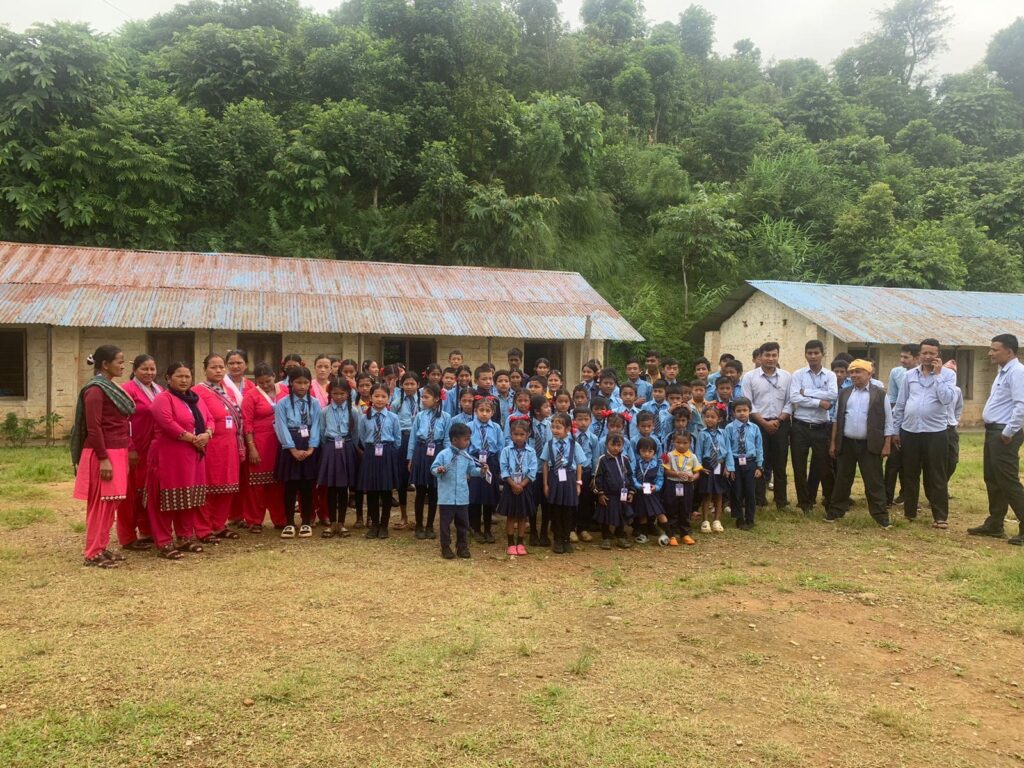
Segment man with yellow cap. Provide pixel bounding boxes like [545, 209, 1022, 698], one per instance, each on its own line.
[827, 358, 896, 527]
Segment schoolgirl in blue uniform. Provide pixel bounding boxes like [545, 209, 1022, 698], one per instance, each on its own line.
[572, 408, 596, 542]
[540, 413, 583, 554]
[467, 397, 504, 544]
[358, 383, 401, 539]
[527, 394, 552, 546]
[498, 419, 537, 556]
[451, 387, 476, 426]
[592, 433, 634, 549]
[317, 377, 359, 538]
[273, 367, 323, 539]
[695, 405, 733, 534]
[407, 383, 450, 540]
[503, 389, 532, 445]
[390, 372, 420, 530]
[632, 436, 667, 544]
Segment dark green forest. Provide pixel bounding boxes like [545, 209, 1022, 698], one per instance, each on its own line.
[2, 0, 1024, 358]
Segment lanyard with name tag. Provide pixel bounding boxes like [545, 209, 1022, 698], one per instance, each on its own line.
[374, 444, 384, 457]
[738, 456, 747, 466]
[335, 438, 345, 449]
[557, 467, 567, 482]
[675, 483, 685, 496]
[620, 488, 629, 502]
[426, 441, 435, 457]
[299, 426, 309, 438]
[642, 482, 652, 495]
[225, 416, 234, 430]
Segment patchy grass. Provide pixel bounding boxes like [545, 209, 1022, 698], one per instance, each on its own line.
[0, 434, 1021, 768]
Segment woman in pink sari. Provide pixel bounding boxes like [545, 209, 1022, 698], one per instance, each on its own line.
[71, 345, 135, 568]
[310, 354, 333, 523]
[224, 349, 251, 528]
[118, 354, 162, 550]
[195, 353, 244, 543]
[242, 362, 284, 531]
[147, 362, 213, 559]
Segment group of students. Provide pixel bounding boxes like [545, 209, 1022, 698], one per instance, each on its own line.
[70, 341, 941, 567]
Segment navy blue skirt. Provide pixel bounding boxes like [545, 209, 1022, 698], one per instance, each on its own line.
[698, 470, 730, 496]
[593, 497, 631, 527]
[497, 482, 534, 519]
[275, 428, 319, 483]
[317, 438, 357, 488]
[359, 442, 399, 492]
[409, 439, 439, 488]
[469, 453, 501, 505]
[632, 489, 665, 520]
[547, 472, 579, 507]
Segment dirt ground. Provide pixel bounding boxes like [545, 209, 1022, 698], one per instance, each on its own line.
[1, 436, 1022, 767]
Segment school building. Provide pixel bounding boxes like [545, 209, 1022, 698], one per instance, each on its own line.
[687, 280, 1024, 427]
[0, 242, 643, 435]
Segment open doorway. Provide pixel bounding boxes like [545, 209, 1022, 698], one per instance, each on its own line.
[523, 342, 563, 377]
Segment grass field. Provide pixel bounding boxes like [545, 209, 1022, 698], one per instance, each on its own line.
[1, 434, 1023, 767]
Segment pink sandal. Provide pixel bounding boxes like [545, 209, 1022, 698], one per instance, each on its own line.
[515, 544, 528, 556]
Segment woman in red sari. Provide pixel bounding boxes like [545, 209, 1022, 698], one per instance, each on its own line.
[242, 362, 284, 532]
[147, 362, 213, 559]
[117, 354, 162, 551]
[195, 353, 244, 543]
[71, 345, 136, 568]
[224, 349, 250, 529]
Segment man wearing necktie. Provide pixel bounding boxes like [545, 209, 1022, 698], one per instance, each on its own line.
[969, 334, 1024, 545]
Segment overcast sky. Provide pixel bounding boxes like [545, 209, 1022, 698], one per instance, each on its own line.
[1, 0, 1016, 76]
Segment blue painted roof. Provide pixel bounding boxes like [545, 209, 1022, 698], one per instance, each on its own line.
[690, 280, 1024, 346]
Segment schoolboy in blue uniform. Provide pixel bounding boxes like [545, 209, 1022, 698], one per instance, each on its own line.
[431, 423, 484, 559]
[624, 358, 653, 405]
[572, 408, 597, 543]
[725, 397, 764, 530]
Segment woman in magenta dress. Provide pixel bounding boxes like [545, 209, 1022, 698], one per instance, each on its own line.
[147, 362, 214, 559]
[118, 354, 162, 550]
[224, 348, 251, 528]
[195, 353, 244, 543]
[242, 362, 284, 532]
[70, 345, 136, 568]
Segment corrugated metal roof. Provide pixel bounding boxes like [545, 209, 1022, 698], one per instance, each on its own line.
[0, 242, 643, 341]
[687, 280, 1024, 346]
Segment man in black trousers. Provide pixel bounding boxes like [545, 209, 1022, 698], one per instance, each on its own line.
[827, 359, 894, 527]
[969, 334, 1024, 545]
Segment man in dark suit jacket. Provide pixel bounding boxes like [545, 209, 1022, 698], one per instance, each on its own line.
[828, 359, 895, 527]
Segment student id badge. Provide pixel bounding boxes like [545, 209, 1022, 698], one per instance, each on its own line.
[225, 417, 234, 430]
[738, 456, 747, 467]
[643, 482, 652, 495]
[713, 463, 722, 475]
[299, 426, 309, 438]
[675, 483, 685, 497]
[334, 438, 344, 450]
[557, 468, 567, 482]
[479, 452, 488, 464]
[426, 442, 436, 457]
[374, 444, 384, 457]
[620, 488, 629, 502]
[514, 474, 523, 484]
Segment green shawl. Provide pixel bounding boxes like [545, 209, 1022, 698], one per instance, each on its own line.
[70, 375, 136, 469]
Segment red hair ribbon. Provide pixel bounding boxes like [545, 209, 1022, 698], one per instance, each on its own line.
[509, 414, 530, 422]
[595, 409, 614, 419]
[621, 412, 633, 422]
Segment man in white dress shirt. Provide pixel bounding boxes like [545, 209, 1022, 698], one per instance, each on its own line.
[789, 340, 838, 515]
[893, 338, 957, 528]
[742, 341, 792, 509]
[968, 334, 1024, 545]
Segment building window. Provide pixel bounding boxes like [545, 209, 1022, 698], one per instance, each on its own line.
[147, 331, 195, 376]
[380, 338, 436, 377]
[524, 342, 564, 376]
[955, 349, 974, 400]
[0, 329, 27, 398]
[236, 333, 283, 373]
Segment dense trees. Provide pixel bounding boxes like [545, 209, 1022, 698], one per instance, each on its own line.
[1, 1, 1022, 362]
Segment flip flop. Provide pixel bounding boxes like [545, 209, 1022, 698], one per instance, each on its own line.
[392, 521, 409, 530]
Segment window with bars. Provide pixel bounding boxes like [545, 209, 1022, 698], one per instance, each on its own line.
[0, 329, 27, 398]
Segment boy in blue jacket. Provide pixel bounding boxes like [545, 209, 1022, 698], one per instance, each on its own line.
[431, 423, 485, 559]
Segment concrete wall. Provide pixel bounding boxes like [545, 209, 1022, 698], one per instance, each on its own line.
[3, 326, 610, 436]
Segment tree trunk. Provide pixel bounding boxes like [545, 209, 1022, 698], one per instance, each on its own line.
[372, 185, 379, 209]
[682, 252, 689, 316]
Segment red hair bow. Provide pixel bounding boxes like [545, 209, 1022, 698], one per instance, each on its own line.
[509, 414, 530, 422]
[595, 409, 614, 419]
[621, 412, 633, 422]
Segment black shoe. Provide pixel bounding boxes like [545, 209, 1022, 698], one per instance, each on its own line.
[552, 540, 564, 554]
[441, 545, 455, 559]
[457, 545, 471, 558]
[800, 505, 813, 517]
[967, 524, 1005, 538]
[484, 533, 496, 544]
[378, 527, 390, 539]
[563, 540, 574, 553]
[426, 527, 437, 540]
[734, 517, 744, 528]
[1008, 535, 1023, 546]
[539, 534, 551, 547]
[415, 527, 427, 540]
[876, 518, 892, 528]
[474, 531, 487, 544]
[364, 526, 379, 539]
[893, 495, 904, 505]
[905, 513, 917, 521]
[528, 533, 540, 546]
[600, 539, 612, 550]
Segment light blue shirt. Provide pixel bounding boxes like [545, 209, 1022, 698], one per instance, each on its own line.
[626, 378, 653, 403]
[631, 431, 664, 457]
[407, 408, 452, 459]
[574, 431, 596, 472]
[982, 357, 1024, 437]
[887, 366, 907, 405]
[540, 436, 581, 470]
[789, 366, 838, 425]
[695, 427, 732, 472]
[431, 447, 483, 505]
[390, 390, 419, 432]
[274, 394, 322, 449]
[499, 444, 538, 482]
[632, 457, 664, 492]
[640, 399, 670, 417]
[530, 417, 552, 456]
[321, 402, 357, 441]
[724, 420, 764, 471]
[451, 411, 475, 427]
[503, 411, 532, 445]
[469, 419, 504, 456]
[893, 366, 957, 434]
[358, 407, 402, 447]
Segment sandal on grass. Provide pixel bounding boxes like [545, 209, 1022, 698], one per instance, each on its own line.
[84, 554, 118, 568]
[199, 535, 220, 545]
[157, 544, 184, 560]
[339, 527, 351, 538]
[322, 526, 336, 539]
[932, 520, 949, 529]
[214, 529, 240, 539]
[123, 540, 152, 551]
[392, 520, 409, 530]
[250, 524, 263, 534]
[176, 540, 204, 553]
[101, 550, 127, 562]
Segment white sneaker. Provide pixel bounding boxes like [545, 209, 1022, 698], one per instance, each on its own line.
[700, 520, 712, 534]
[724, 505, 732, 515]
[711, 519, 724, 533]
[768, 481, 775, 490]
[658, 534, 670, 547]
[280, 525, 296, 539]
[634, 533, 648, 544]
[569, 531, 579, 543]
[298, 524, 313, 538]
